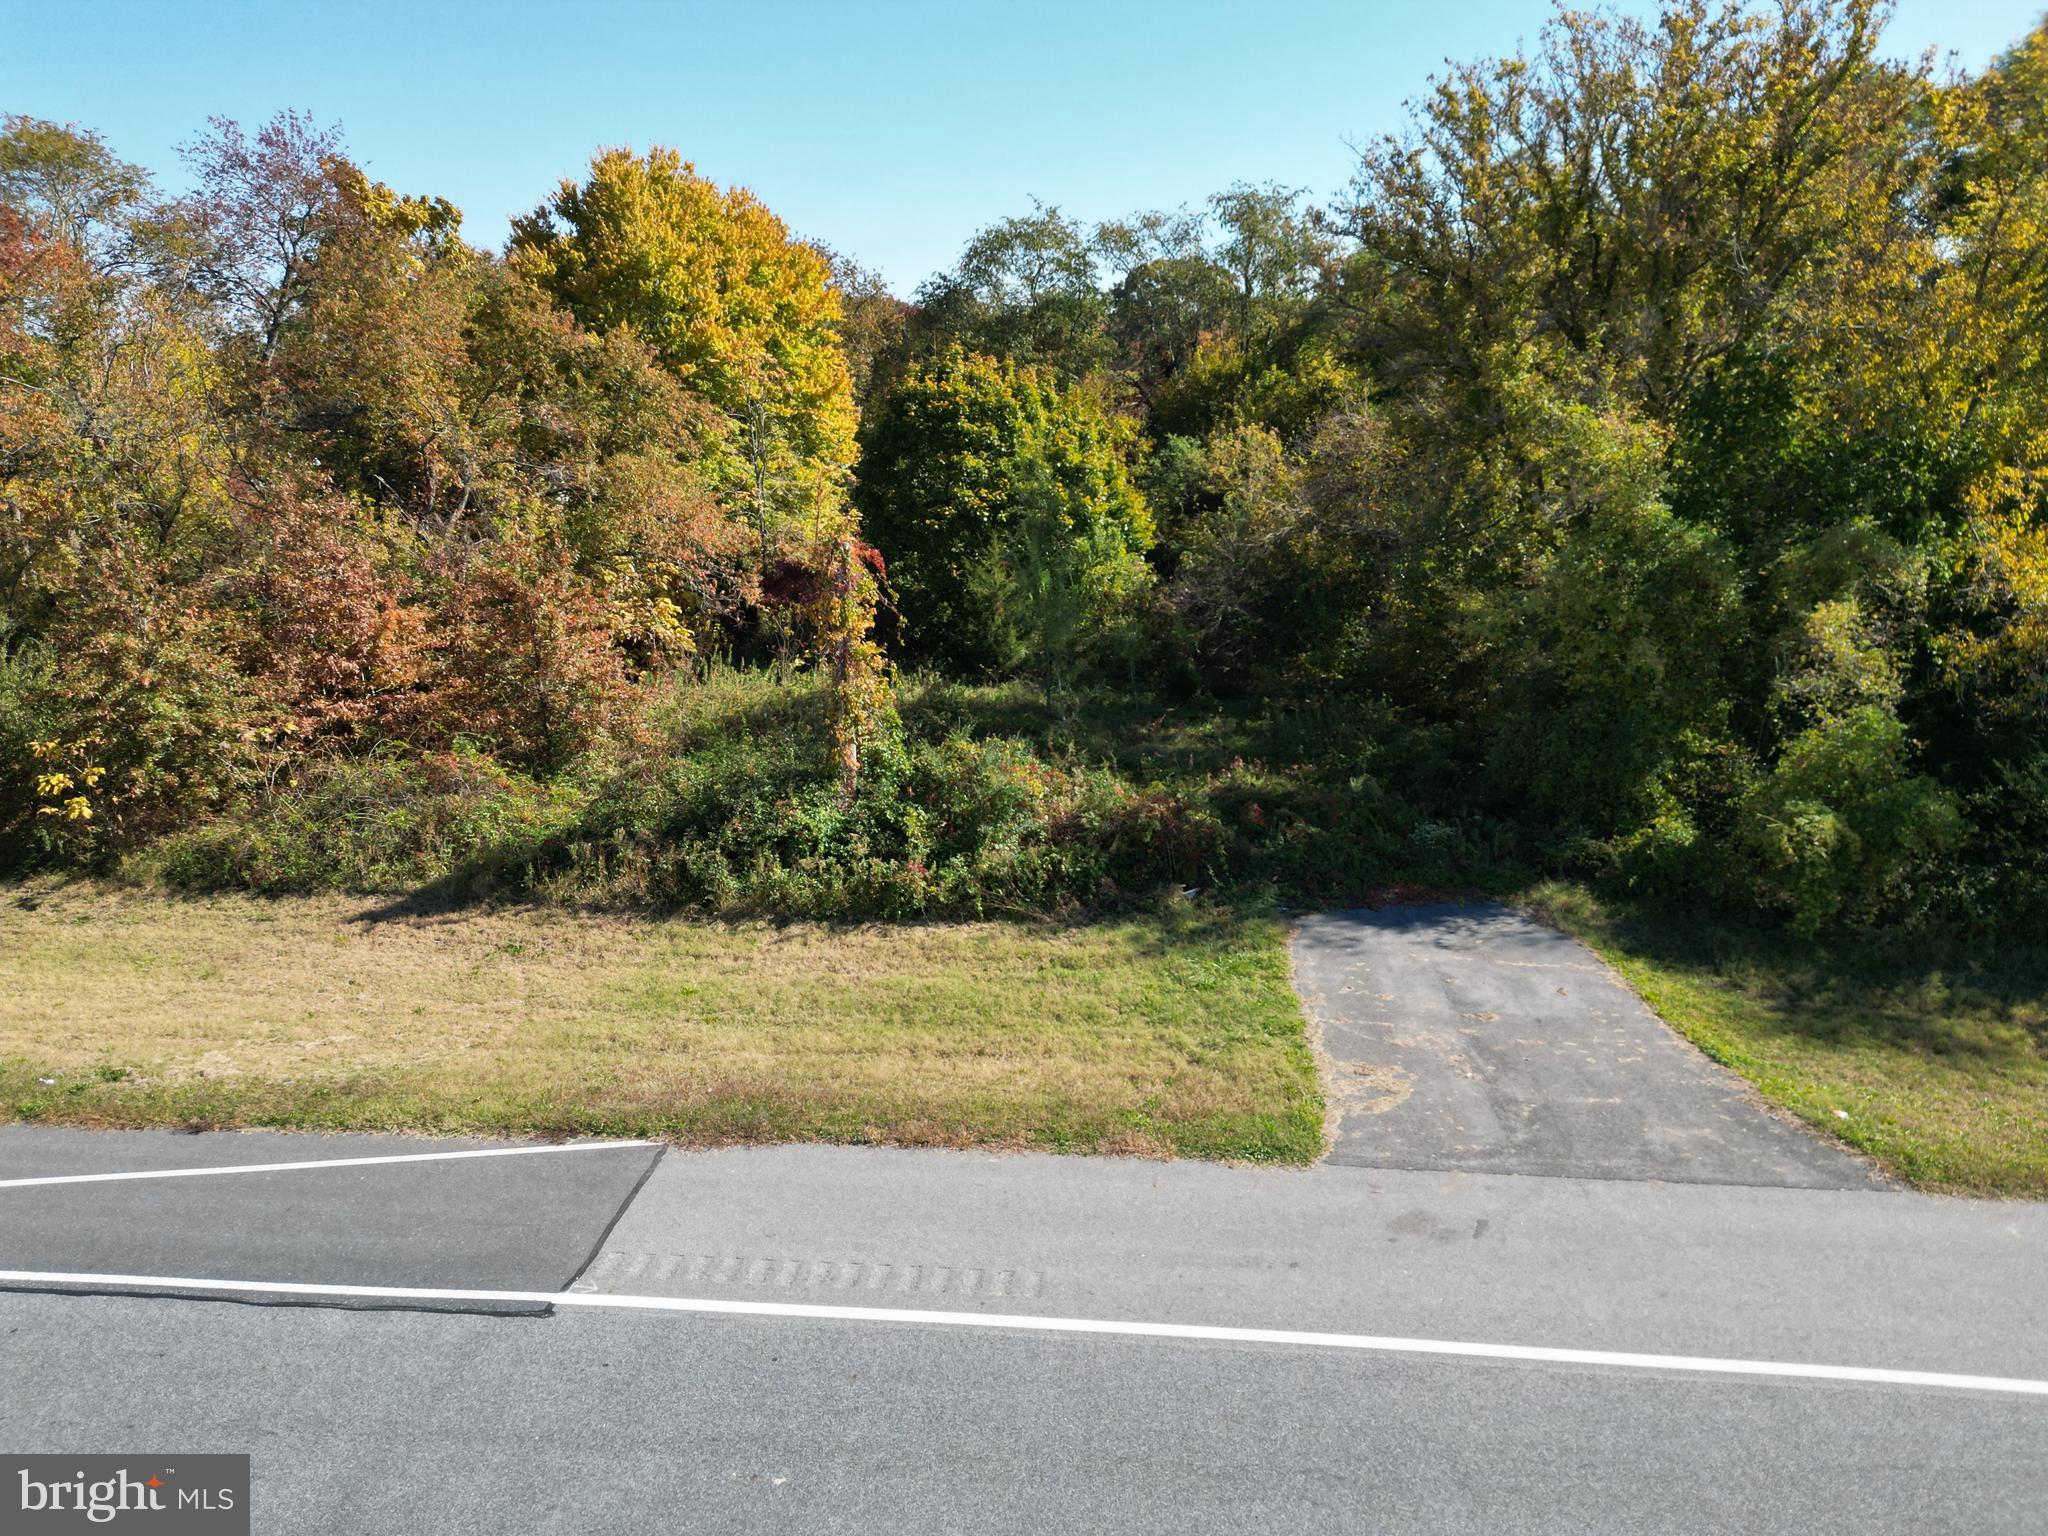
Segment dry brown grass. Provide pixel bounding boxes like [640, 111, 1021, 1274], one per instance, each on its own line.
[0, 882, 1322, 1161]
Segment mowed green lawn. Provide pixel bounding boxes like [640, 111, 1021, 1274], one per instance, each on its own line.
[1534, 884, 2048, 1199]
[0, 884, 1323, 1163]
[6, 879, 2037, 1193]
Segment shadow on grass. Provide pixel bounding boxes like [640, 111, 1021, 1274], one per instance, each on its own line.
[1557, 891, 2048, 1066]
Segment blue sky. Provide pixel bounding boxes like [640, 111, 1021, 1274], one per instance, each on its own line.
[4, 1, 2043, 292]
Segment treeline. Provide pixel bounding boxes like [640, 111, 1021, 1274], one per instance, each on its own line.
[4, 0, 2046, 934]
[850, 0, 2048, 935]
[0, 118, 889, 872]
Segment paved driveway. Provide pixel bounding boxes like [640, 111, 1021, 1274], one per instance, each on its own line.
[1292, 902, 1880, 1187]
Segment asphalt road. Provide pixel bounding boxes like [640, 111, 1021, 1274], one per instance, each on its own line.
[10, 1287, 2038, 1535]
[2, 903, 2040, 1533]
[3, 1132, 2043, 1532]
[0, 1126, 661, 1313]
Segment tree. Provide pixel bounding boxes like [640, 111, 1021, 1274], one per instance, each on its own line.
[912, 204, 1110, 382]
[1339, 0, 1913, 422]
[1321, 2, 1938, 710]
[982, 456, 1095, 706]
[180, 112, 348, 362]
[1933, 19, 2048, 743]
[857, 348, 1151, 675]
[1208, 183, 1331, 355]
[0, 115, 152, 272]
[820, 248, 909, 416]
[1166, 422, 1301, 685]
[1473, 405, 1743, 838]
[509, 147, 857, 539]
[1099, 207, 1236, 407]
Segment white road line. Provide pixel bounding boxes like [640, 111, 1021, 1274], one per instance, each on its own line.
[0, 1269, 2042, 1398]
[0, 1142, 653, 1189]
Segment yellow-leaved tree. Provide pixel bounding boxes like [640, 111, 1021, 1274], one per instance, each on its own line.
[510, 147, 857, 536]
[1933, 21, 2048, 726]
[509, 146, 886, 793]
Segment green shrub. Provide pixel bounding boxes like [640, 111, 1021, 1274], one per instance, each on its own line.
[1477, 411, 1742, 840]
[0, 639, 60, 872]
[856, 348, 1152, 677]
[1, 583, 258, 870]
[531, 673, 1220, 917]
[1731, 705, 1963, 935]
[148, 746, 587, 894]
[1960, 754, 2048, 938]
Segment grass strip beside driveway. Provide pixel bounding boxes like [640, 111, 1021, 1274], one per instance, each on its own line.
[1532, 884, 2048, 1198]
[0, 885, 1322, 1163]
